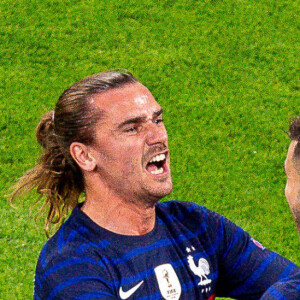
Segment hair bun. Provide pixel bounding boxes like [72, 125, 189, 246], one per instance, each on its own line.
[36, 110, 55, 148]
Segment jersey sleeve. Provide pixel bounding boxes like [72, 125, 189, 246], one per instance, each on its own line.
[205, 208, 300, 299]
[34, 252, 117, 300]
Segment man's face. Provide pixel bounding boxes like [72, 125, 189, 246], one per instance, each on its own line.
[89, 83, 173, 205]
[284, 140, 300, 207]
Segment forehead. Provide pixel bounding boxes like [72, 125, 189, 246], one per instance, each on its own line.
[90, 83, 161, 121]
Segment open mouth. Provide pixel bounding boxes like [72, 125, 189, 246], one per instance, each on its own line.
[145, 153, 168, 175]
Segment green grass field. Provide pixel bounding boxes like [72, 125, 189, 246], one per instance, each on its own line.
[1, 0, 299, 298]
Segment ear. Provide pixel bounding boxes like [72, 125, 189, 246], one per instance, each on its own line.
[70, 142, 96, 172]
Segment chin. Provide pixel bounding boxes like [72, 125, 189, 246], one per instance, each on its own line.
[150, 182, 173, 200]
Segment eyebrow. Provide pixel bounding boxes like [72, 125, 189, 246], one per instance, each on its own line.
[117, 108, 163, 129]
[153, 108, 163, 118]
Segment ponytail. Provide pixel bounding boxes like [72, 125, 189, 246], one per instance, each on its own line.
[11, 111, 83, 236]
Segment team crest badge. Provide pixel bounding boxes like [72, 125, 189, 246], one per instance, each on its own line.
[187, 254, 212, 293]
[154, 263, 182, 300]
[187, 255, 212, 286]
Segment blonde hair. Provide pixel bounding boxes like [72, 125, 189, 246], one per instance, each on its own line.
[11, 70, 138, 235]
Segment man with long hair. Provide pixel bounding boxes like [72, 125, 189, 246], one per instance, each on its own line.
[12, 71, 300, 299]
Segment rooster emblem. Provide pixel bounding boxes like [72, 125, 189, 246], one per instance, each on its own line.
[187, 255, 212, 286]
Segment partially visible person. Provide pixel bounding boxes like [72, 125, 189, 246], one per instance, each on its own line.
[286, 118, 300, 235]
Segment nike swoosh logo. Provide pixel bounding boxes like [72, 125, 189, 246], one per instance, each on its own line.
[119, 280, 144, 299]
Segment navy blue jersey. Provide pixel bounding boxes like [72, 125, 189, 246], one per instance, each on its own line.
[34, 201, 300, 299]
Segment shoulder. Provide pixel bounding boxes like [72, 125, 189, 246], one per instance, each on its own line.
[35, 205, 112, 283]
[157, 200, 247, 242]
[157, 199, 205, 212]
[157, 200, 220, 221]
[34, 209, 113, 298]
[35, 240, 114, 299]
[37, 212, 89, 268]
[157, 200, 226, 232]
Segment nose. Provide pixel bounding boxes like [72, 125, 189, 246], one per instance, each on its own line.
[146, 122, 168, 146]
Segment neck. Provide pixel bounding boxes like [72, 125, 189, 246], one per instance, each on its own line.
[82, 181, 157, 236]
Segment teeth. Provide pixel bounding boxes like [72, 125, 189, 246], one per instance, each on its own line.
[150, 153, 166, 163]
[151, 167, 164, 175]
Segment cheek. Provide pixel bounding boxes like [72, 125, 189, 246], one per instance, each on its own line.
[119, 151, 143, 177]
[102, 137, 144, 174]
[121, 157, 136, 172]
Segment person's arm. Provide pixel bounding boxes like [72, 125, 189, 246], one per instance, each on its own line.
[205, 208, 300, 299]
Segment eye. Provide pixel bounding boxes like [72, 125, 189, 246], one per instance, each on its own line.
[154, 118, 163, 125]
[124, 124, 141, 133]
[125, 126, 137, 133]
